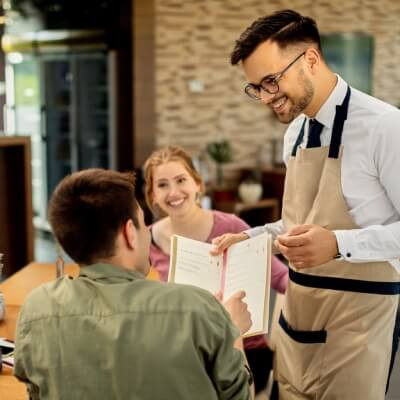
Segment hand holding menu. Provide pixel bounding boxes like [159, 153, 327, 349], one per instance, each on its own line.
[169, 233, 271, 337]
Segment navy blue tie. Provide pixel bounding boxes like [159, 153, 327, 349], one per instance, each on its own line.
[306, 119, 324, 148]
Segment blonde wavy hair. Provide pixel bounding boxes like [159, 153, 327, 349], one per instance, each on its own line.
[143, 146, 205, 215]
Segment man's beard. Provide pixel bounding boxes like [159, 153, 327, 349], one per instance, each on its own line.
[275, 70, 314, 124]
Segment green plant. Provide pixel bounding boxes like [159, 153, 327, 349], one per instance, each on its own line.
[206, 140, 233, 187]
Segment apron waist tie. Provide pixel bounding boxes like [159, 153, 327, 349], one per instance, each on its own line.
[279, 311, 327, 343]
[289, 268, 400, 295]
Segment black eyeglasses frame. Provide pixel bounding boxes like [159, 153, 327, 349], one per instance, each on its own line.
[244, 51, 306, 100]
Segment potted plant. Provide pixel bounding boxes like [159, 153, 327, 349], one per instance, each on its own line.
[206, 140, 233, 188]
[238, 165, 263, 204]
[206, 140, 235, 206]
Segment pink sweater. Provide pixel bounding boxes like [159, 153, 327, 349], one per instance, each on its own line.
[149, 210, 288, 349]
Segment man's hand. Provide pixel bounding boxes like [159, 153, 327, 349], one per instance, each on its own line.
[223, 291, 252, 335]
[275, 224, 338, 268]
[210, 232, 249, 256]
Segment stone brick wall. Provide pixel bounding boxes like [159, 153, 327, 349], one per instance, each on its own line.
[154, 0, 400, 179]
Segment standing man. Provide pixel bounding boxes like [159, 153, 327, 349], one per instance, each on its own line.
[14, 169, 254, 400]
[212, 9, 400, 400]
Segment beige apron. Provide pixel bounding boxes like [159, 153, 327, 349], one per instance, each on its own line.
[276, 87, 399, 399]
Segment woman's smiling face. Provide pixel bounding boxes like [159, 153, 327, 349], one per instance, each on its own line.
[152, 161, 201, 217]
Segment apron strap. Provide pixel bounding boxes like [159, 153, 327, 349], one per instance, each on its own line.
[289, 268, 400, 295]
[290, 85, 352, 158]
[291, 118, 306, 157]
[328, 85, 351, 159]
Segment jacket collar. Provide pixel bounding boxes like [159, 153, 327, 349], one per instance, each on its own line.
[78, 263, 145, 282]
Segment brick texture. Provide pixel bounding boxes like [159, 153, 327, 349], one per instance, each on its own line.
[154, 0, 400, 180]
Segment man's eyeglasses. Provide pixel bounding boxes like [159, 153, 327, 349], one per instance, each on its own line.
[244, 51, 306, 100]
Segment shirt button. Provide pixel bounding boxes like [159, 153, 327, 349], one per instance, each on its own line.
[346, 252, 352, 258]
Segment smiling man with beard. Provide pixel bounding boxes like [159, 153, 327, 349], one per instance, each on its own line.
[211, 9, 400, 400]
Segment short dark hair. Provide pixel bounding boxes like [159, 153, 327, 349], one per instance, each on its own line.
[231, 9, 321, 65]
[48, 168, 139, 265]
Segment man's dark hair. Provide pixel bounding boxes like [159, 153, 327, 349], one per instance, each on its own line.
[48, 168, 139, 265]
[231, 9, 321, 65]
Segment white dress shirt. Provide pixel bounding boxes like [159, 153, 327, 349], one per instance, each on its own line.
[248, 75, 400, 272]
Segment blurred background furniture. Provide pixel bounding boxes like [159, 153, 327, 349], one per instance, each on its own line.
[2, 0, 135, 232]
[240, 167, 286, 215]
[210, 167, 285, 227]
[235, 198, 280, 228]
[0, 136, 33, 278]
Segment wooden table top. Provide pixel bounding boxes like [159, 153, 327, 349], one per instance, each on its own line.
[0, 262, 159, 399]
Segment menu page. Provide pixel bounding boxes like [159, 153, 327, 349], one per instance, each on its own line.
[169, 236, 223, 295]
[224, 233, 271, 336]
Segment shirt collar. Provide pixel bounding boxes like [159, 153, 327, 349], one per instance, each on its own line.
[314, 74, 348, 129]
[78, 263, 145, 282]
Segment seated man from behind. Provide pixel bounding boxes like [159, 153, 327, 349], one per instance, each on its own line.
[14, 169, 254, 400]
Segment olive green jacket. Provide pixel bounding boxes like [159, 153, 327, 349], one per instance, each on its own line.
[14, 263, 250, 399]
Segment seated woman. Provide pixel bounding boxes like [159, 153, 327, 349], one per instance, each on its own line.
[143, 145, 288, 394]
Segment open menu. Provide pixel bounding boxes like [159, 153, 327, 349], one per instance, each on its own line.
[168, 233, 271, 337]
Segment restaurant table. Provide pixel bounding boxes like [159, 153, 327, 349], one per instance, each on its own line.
[0, 262, 159, 399]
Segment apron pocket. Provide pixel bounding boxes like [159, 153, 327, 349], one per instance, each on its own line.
[279, 311, 327, 343]
[277, 312, 326, 395]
